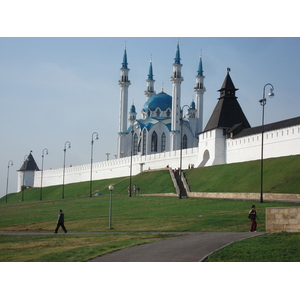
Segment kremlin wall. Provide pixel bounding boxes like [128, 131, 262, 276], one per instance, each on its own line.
[17, 44, 300, 193]
[17, 117, 300, 192]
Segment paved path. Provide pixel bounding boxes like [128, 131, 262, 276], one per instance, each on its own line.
[88, 232, 265, 262]
[0, 231, 265, 262]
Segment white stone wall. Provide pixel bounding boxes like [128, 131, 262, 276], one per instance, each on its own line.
[227, 124, 300, 164]
[198, 129, 226, 167]
[17, 123, 300, 192]
[17, 171, 35, 191]
[19, 147, 199, 191]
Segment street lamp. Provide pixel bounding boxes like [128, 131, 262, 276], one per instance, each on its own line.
[22, 153, 31, 202]
[259, 83, 275, 203]
[108, 185, 114, 229]
[90, 132, 99, 197]
[62, 141, 71, 199]
[129, 127, 134, 197]
[179, 105, 190, 199]
[40, 148, 48, 200]
[105, 152, 110, 161]
[128, 123, 139, 197]
[5, 160, 13, 202]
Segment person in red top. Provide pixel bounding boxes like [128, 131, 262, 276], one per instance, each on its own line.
[248, 205, 258, 232]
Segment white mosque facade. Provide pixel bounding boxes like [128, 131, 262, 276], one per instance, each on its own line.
[17, 44, 300, 193]
[117, 43, 204, 159]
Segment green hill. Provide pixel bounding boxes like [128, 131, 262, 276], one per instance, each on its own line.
[2, 155, 300, 203]
[2, 169, 175, 203]
[184, 155, 300, 194]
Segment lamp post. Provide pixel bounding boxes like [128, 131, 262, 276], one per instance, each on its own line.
[179, 105, 190, 199]
[129, 127, 134, 197]
[90, 132, 99, 197]
[62, 141, 71, 199]
[108, 185, 114, 229]
[22, 153, 31, 202]
[5, 160, 13, 202]
[40, 148, 48, 200]
[105, 152, 110, 161]
[259, 83, 275, 203]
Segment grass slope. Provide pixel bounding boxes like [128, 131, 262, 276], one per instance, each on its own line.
[2, 169, 175, 203]
[2, 155, 300, 204]
[184, 155, 300, 194]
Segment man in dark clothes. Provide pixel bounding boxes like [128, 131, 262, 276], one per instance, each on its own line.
[54, 209, 67, 233]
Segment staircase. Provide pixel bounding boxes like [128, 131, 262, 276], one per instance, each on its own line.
[169, 168, 188, 197]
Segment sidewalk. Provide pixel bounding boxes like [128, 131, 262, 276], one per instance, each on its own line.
[87, 231, 265, 262]
[0, 231, 264, 262]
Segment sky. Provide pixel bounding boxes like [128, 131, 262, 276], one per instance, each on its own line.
[1, 1, 300, 297]
[1, 36, 300, 198]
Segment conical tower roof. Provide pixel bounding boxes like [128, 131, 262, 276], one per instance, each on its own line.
[218, 69, 238, 92]
[204, 69, 250, 132]
[18, 152, 40, 171]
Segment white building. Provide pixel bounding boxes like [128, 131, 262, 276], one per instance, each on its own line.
[17, 44, 300, 193]
[117, 43, 205, 158]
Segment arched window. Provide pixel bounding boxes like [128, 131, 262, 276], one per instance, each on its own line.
[142, 129, 147, 155]
[161, 132, 166, 152]
[133, 133, 138, 155]
[183, 134, 188, 149]
[166, 109, 171, 117]
[156, 108, 161, 117]
[151, 131, 157, 152]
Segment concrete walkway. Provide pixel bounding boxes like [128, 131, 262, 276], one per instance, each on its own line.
[87, 231, 265, 262]
[0, 231, 265, 262]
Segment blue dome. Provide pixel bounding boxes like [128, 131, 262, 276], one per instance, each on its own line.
[143, 92, 172, 112]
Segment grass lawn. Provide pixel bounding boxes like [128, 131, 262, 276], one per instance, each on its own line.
[1, 155, 300, 262]
[206, 232, 300, 262]
[1, 195, 297, 233]
[1, 194, 300, 261]
[0, 233, 178, 262]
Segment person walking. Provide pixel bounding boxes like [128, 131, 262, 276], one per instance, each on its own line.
[248, 205, 258, 232]
[54, 209, 67, 233]
[127, 186, 130, 196]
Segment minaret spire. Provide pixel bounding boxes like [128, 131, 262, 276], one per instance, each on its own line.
[122, 45, 128, 69]
[174, 41, 181, 65]
[144, 56, 156, 100]
[118, 45, 131, 158]
[170, 41, 184, 151]
[148, 56, 153, 80]
[197, 51, 204, 76]
[194, 51, 206, 134]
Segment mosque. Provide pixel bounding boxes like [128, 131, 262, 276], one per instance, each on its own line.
[117, 43, 205, 158]
[17, 43, 300, 193]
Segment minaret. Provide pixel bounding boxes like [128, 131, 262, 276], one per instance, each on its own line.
[194, 53, 206, 134]
[170, 42, 184, 151]
[117, 46, 131, 158]
[144, 58, 156, 100]
[128, 102, 137, 126]
[188, 100, 197, 143]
